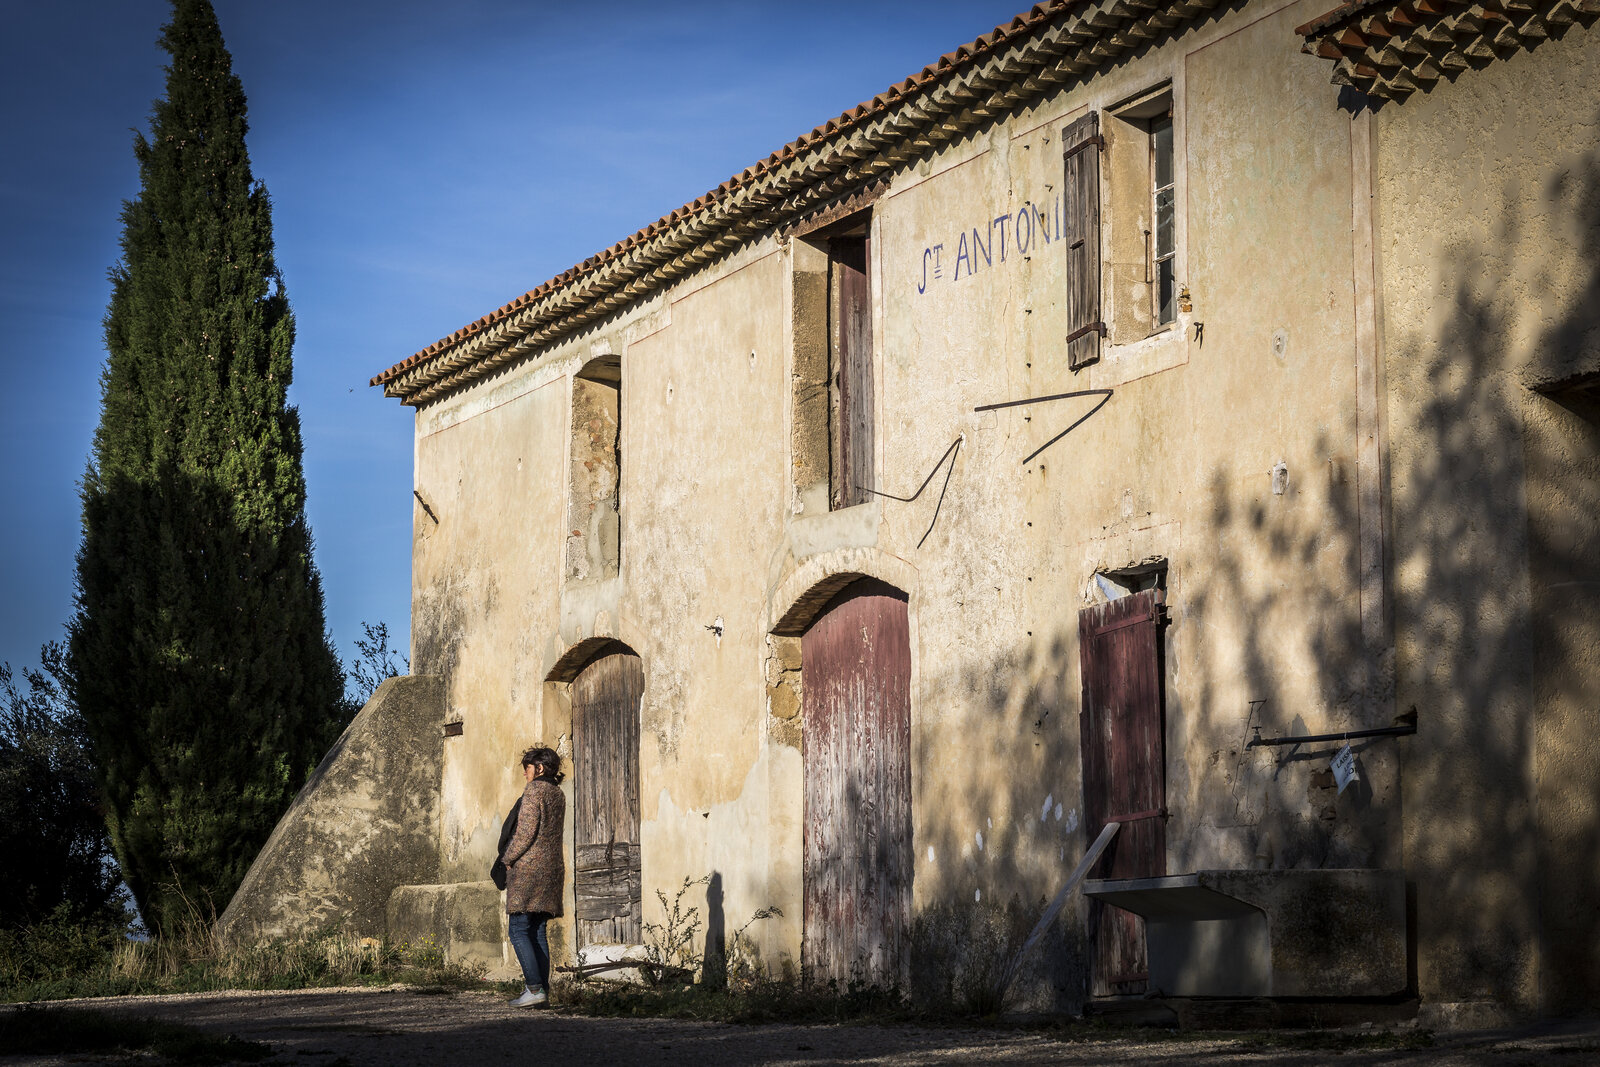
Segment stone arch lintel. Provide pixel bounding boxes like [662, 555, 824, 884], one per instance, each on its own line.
[767, 547, 918, 637]
[545, 636, 639, 684]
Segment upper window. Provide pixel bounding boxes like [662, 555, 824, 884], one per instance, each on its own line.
[564, 356, 621, 583]
[790, 210, 875, 513]
[1150, 110, 1176, 327]
[827, 227, 874, 510]
[1063, 85, 1178, 369]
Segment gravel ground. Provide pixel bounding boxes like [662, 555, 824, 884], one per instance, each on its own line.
[3, 987, 1597, 1066]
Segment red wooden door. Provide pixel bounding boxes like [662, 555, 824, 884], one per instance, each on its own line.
[1078, 590, 1166, 995]
[801, 578, 912, 987]
[572, 650, 643, 947]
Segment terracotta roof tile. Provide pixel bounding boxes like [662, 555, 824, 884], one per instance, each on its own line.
[1296, 0, 1594, 98]
[372, 2, 1087, 392]
[376, 0, 1230, 403]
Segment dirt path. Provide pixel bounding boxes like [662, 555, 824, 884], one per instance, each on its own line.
[5, 988, 1597, 1066]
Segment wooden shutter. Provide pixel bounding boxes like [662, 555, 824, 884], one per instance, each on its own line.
[829, 234, 874, 509]
[1063, 111, 1104, 370]
[1078, 589, 1166, 994]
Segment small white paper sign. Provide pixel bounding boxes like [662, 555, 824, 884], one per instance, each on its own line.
[1331, 744, 1359, 794]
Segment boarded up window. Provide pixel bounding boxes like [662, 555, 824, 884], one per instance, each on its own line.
[565, 358, 621, 583]
[801, 578, 911, 986]
[1063, 111, 1104, 370]
[572, 649, 643, 947]
[1078, 589, 1166, 995]
[829, 233, 874, 509]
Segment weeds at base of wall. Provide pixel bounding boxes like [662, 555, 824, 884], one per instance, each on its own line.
[640, 875, 709, 985]
[909, 894, 1087, 1015]
[636, 875, 787, 991]
[572, 878, 1072, 1022]
[554, 974, 917, 1025]
[0, 912, 489, 1003]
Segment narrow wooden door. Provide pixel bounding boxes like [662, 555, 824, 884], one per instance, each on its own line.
[1078, 590, 1166, 995]
[572, 650, 643, 946]
[829, 234, 874, 509]
[801, 579, 912, 987]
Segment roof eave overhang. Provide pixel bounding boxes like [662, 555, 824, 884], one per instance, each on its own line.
[1295, 0, 1597, 102]
[374, 0, 1232, 408]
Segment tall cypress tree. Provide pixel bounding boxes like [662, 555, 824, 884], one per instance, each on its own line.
[71, 0, 347, 932]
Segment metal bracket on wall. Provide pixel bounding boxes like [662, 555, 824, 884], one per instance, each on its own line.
[855, 435, 963, 549]
[975, 388, 1114, 464]
[1246, 708, 1418, 748]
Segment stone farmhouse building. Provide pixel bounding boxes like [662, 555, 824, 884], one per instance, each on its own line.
[221, 0, 1600, 1023]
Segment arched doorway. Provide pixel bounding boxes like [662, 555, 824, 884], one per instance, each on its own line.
[799, 577, 912, 986]
[563, 643, 643, 948]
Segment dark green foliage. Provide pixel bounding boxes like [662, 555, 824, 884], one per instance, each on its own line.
[0, 911, 127, 996]
[0, 644, 123, 930]
[70, 0, 347, 933]
[0, 1006, 271, 1064]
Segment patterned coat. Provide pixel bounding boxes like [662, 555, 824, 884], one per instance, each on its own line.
[502, 776, 566, 915]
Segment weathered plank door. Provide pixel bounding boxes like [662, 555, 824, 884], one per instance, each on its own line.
[801, 578, 912, 986]
[1078, 590, 1166, 995]
[572, 649, 643, 946]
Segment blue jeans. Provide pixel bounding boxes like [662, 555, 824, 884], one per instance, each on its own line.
[508, 911, 552, 990]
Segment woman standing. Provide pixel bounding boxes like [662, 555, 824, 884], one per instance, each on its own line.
[500, 745, 566, 1007]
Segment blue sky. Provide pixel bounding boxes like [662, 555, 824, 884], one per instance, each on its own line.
[0, 0, 1024, 683]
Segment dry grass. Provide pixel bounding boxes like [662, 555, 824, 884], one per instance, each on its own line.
[1, 914, 486, 1003]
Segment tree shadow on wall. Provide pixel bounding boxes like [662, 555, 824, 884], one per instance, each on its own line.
[1371, 129, 1600, 1013]
[911, 630, 1088, 1014]
[909, 121, 1600, 1016]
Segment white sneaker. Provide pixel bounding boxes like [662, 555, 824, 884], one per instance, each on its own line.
[509, 987, 548, 1008]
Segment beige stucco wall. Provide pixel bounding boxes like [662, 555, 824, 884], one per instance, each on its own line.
[1374, 23, 1600, 1016]
[396, 0, 1593, 1013]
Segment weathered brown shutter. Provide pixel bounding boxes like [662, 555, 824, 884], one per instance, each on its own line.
[1078, 589, 1166, 995]
[572, 650, 643, 946]
[1063, 111, 1104, 370]
[830, 234, 874, 509]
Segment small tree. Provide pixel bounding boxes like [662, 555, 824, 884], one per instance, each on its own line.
[0, 644, 123, 930]
[345, 621, 409, 710]
[70, 0, 347, 931]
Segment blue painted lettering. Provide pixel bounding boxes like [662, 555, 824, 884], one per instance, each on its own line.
[909, 193, 1059, 292]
